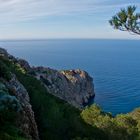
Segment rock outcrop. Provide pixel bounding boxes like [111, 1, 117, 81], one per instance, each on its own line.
[0, 47, 95, 109]
[18, 59, 31, 71]
[0, 48, 39, 140]
[34, 67, 95, 108]
[1, 75, 39, 140]
[0, 49, 95, 108]
[6, 75, 39, 140]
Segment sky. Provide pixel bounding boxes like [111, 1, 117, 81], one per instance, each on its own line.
[0, 0, 140, 40]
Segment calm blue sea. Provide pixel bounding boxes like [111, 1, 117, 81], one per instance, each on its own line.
[1, 39, 140, 115]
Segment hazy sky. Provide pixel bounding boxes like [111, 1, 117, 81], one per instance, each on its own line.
[0, 0, 140, 39]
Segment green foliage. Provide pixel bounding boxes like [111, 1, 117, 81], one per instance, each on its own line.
[0, 82, 9, 95]
[0, 81, 26, 140]
[81, 104, 140, 140]
[15, 63, 26, 74]
[0, 82, 22, 114]
[0, 124, 28, 140]
[0, 132, 27, 140]
[0, 95, 22, 112]
[129, 108, 140, 134]
[109, 5, 140, 35]
[0, 59, 11, 80]
[72, 137, 92, 140]
[2, 55, 140, 140]
[0, 57, 105, 140]
[14, 70, 106, 140]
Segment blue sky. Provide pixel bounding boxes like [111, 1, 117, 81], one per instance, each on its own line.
[0, 0, 140, 39]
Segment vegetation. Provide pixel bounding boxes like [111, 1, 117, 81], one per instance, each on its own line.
[0, 56, 106, 140]
[0, 82, 26, 140]
[109, 6, 140, 35]
[1, 55, 140, 140]
[81, 104, 140, 140]
[0, 58, 12, 80]
[11, 61, 106, 140]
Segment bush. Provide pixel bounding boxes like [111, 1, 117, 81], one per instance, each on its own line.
[81, 104, 140, 140]
[0, 95, 22, 112]
[0, 81, 26, 140]
[0, 60, 11, 80]
[0, 82, 22, 113]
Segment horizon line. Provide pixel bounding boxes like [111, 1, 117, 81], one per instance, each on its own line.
[0, 38, 140, 41]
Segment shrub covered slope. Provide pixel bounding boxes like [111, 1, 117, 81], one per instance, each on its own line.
[1, 55, 140, 140]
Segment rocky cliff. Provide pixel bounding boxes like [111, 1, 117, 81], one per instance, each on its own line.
[0, 48, 95, 109]
[34, 67, 95, 108]
[5, 75, 39, 140]
[0, 48, 39, 140]
[0, 47, 95, 138]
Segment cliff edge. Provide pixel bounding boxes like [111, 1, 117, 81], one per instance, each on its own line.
[34, 67, 95, 108]
[0, 48, 95, 109]
[0, 48, 39, 140]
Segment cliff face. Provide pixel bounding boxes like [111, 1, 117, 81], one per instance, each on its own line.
[0, 47, 95, 138]
[34, 67, 95, 108]
[5, 75, 39, 140]
[0, 48, 39, 140]
[0, 47, 95, 109]
[0, 76, 39, 140]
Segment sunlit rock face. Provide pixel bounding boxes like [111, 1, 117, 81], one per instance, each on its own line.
[34, 67, 95, 109]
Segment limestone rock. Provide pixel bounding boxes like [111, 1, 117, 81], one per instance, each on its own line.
[34, 67, 95, 109]
[0, 47, 95, 109]
[5, 75, 39, 140]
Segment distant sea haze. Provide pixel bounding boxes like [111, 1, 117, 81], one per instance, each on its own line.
[1, 39, 140, 115]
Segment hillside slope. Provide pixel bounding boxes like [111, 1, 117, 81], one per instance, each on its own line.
[1, 48, 140, 140]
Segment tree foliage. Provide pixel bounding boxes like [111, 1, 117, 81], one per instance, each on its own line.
[0, 82, 26, 140]
[109, 6, 140, 35]
[0, 59, 11, 80]
[81, 104, 140, 140]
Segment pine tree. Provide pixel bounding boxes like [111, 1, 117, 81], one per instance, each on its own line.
[109, 6, 140, 35]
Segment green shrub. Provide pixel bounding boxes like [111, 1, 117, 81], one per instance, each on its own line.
[0, 95, 22, 112]
[81, 104, 140, 140]
[0, 81, 25, 140]
[0, 60, 11, 80]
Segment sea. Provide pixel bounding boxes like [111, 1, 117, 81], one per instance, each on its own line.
[1, 39, 140, 115]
